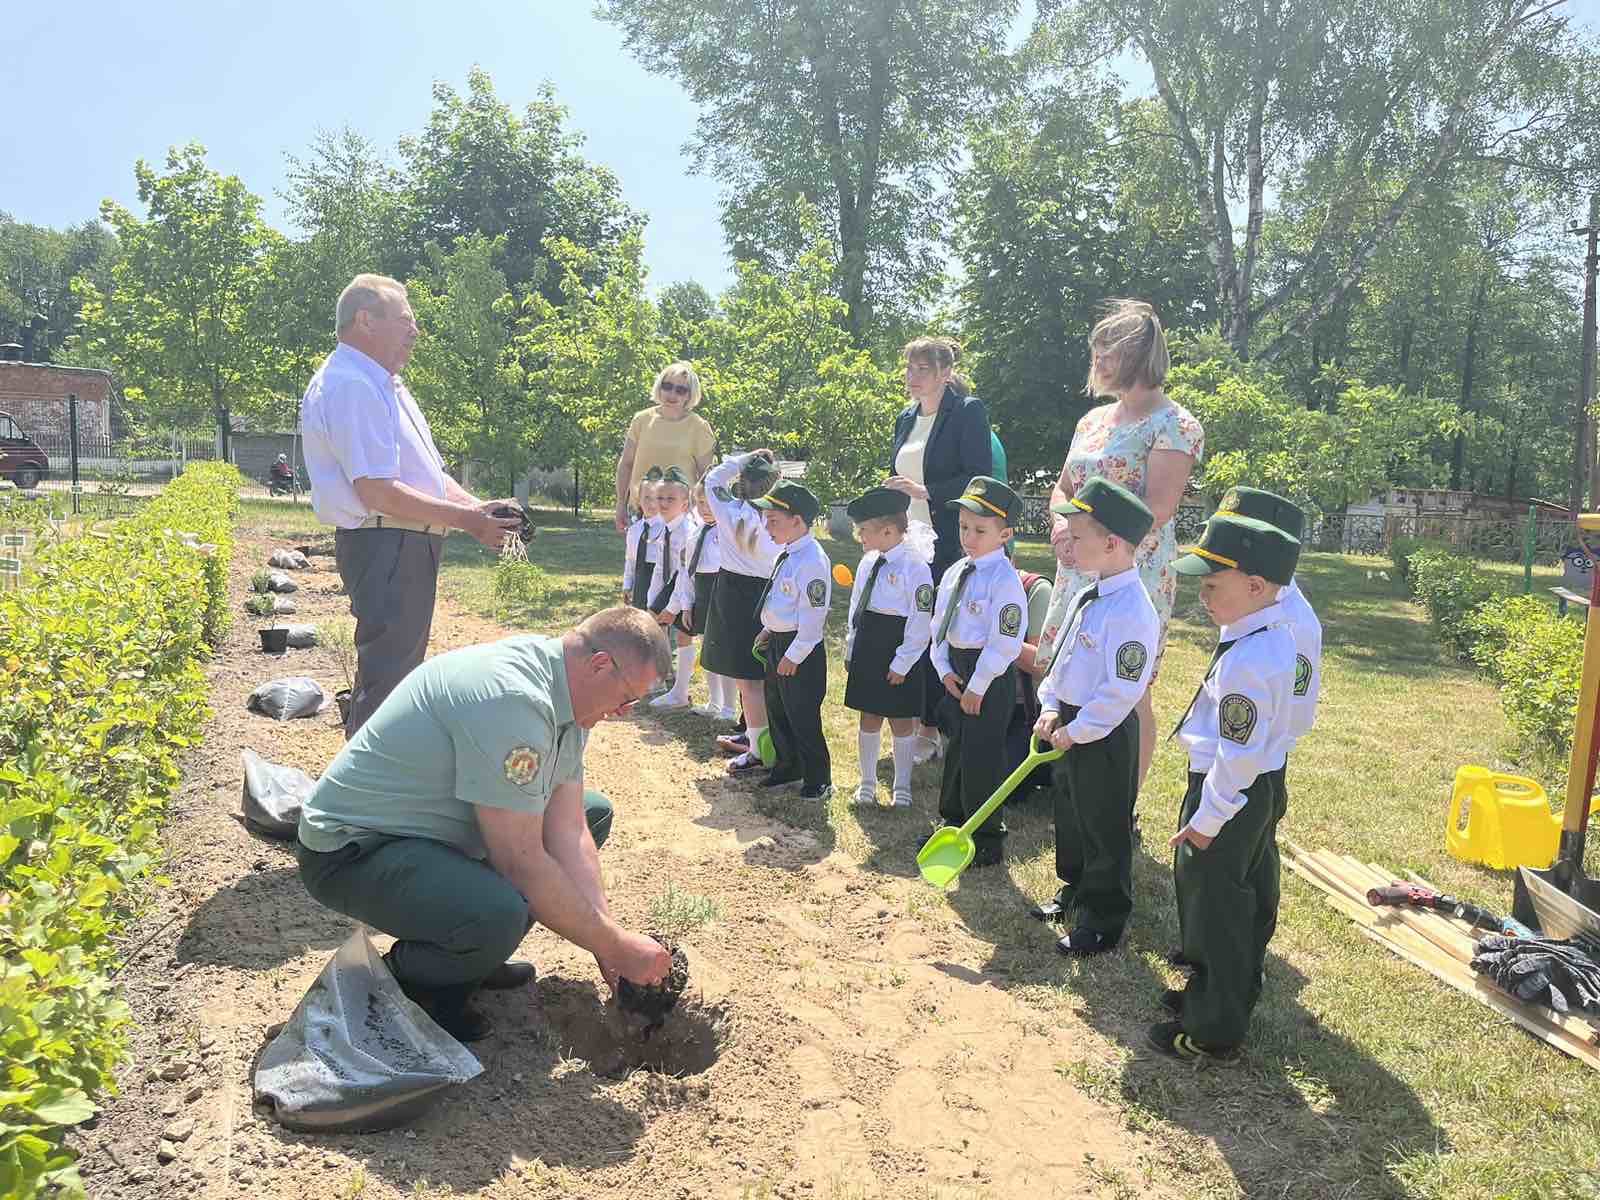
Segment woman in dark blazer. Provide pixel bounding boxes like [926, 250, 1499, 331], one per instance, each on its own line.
[885, 335, 993, 758]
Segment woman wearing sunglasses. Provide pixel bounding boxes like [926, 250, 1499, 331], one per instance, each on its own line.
[613, 362, 718, 533]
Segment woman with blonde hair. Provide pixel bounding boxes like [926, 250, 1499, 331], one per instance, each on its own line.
[1034, 300, 1204, 793]
[613, 362, 718, 533]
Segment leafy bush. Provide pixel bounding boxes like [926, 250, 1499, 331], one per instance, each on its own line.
[1389, 535, 1449, 589]
[1468, 595, 1584, 756]
[0, 461, 241, 1198]
[1405, 546, 1496, 659]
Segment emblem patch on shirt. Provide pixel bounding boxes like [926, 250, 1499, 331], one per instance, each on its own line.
[807, 578, 826, 606]
[713, 486, 733, 502]
[1115, 641, 1148, 681]
[915, 583, 934, 613]
[998, 603, 1022, 637]
[504, 746, 541, 786]
[1294, 654, 1312, 696]
[780, 579, 795, 596]
[1219, 694, 1258, 745]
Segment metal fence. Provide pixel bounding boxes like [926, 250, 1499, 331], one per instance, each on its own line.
[1014, 498, 1579, 565]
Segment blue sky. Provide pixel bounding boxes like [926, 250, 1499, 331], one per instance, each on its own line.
[5, 1, 1597, 297]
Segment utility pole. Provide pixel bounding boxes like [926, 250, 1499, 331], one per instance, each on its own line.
[1574, 194, 1599, 511]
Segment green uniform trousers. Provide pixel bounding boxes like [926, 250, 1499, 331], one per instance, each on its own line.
[762, 629, 831, 790]
[1173, 769, 1279, 1048]
[936, 649, 1017, 852]
[1052, 705, 1140, 937]
[297, 790, 614, 991]
[1253, 762, 1290, 1007]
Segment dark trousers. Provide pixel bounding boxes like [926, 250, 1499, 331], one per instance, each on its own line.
[335, 528, 443, 738]
[920, 542, 961, 727]
[1255, 762, 1290, 1004]
[936, 648, 1016, 850]
[1173, 769, 1279, 1047]
[763, 630, 831, 789]
[296, 791, 614, 992]
[1052, 704, 1140, 937]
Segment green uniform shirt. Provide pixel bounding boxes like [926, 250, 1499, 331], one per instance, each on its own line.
[298, 635, 586, 859]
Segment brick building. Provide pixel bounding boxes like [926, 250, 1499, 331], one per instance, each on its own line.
[0, 348, 115, 444]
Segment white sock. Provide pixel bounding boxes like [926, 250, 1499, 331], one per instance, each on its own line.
[858, 730, 881, 784]
[709, 672, 728, 709]
[671, 645, 694, 697]
[893, 735, 916, 791]
[746, 723, 766, 750]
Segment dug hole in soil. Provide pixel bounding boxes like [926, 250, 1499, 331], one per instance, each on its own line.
[70, 528, 1187, 1200]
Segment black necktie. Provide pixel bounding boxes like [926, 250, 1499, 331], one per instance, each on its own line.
[936, 561, 977, 645]
[687, 524, 711, 575]
[755, 549, 790, 618]
[1169, 627, 1268, 739]
[853, 555, 888, 629]
[631, 523, 648, 577]
[660, 524, 672, 578]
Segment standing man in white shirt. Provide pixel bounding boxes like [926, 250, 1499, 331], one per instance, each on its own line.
[301, 274, 523, 736]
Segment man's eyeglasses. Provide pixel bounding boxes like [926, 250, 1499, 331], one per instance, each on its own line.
[605, 655, 647, 713]
[659, 381, 691, 397]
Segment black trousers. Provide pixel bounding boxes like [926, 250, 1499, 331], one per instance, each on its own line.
[936, 648, 1016, 850]
[334, 528, 443, 738]
[763, 629, 831, 789]
[1052, 704, 1140, 937]
[1173, 768, 1280, 1047]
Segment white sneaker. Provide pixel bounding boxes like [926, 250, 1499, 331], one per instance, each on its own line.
[911, 735, 942, 765]
[691, 702, 721, 717]
[891, 788, 913, 808]
[717, 705, 738, 722]
[650, 692, 689, 710]
[852, 782, 879, 807]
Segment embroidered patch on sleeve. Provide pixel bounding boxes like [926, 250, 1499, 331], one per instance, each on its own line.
[1294, 654, 1313, 697]
[807, 578, 827, 606]
[1219, 694, 1258, 744]
[915, 583, 934, 613]
[998, 603, 1022, 637]
[504, 746, 541, 786]
[1115, 641, 1148, 682]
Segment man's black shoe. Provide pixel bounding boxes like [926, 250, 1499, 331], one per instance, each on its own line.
[760, 771, 802, 788]
[799, 783, 834, 802]
[1029, 890, 1073, 922]
[479, 961, 537, 990]
[1055, 927, 1115, 958]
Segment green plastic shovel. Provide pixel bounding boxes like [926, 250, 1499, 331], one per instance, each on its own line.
[748, 638, 779, 767]
[916, 738, 1065, 888]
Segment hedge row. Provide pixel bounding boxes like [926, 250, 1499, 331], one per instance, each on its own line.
[0, 463, 242, 1198]
[1396, 541, 1582, 757]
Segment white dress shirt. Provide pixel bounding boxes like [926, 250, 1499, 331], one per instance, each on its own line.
[704, 454, 780, 578]
[1177, 602, 1296, 838]
[300, 343, 448, 529]
[622, 517, 651, 593]
[653, 512, 696, 609]
[1037, 565, 1161, 744]
[930, 546, 1026, 697]
[844, 541, 934, 676]
[671, 521, 721, 613]
[759, 532, 832, 666]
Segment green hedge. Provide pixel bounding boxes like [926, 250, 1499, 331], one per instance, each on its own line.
[0, 462, 242, 1198]
[1396, 541, 1583, 759]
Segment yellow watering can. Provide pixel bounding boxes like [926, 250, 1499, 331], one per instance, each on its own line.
[1446, 765, 1560, 871]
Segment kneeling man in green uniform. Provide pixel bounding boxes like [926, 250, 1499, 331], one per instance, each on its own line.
[297, 605, 674, 1041]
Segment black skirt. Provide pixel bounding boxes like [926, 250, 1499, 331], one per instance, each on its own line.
[676, 571, 718, 637]
[845, 610, 927, 718]
[701, 569, 767, 680]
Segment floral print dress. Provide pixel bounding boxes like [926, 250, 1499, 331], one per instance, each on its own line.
[1038, 400, 1205, 677]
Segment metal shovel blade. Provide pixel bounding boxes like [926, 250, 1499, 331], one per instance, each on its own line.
[916, 739, 1065, 889]
[1515, 864, 1600, 939]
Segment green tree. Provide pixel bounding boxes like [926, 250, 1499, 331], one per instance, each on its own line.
[0, 215, 117, 359]
[395, 68, 642, 302]
[72, 144, 278, 454]
[954, 91, 1214, 483]
[1033, 0, 1600, 360]
[404, 235, 524, 491]
[598, 0, 1020, 339]
[657, 280, 717, 361]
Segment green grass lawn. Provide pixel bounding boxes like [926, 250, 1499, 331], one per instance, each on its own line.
[238, 497, 1600, 1198]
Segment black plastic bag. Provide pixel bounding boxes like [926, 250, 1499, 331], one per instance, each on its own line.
[254, 931, 483, 1131]
[247, 677, 329, 720]
[240, 749, 314, 839]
